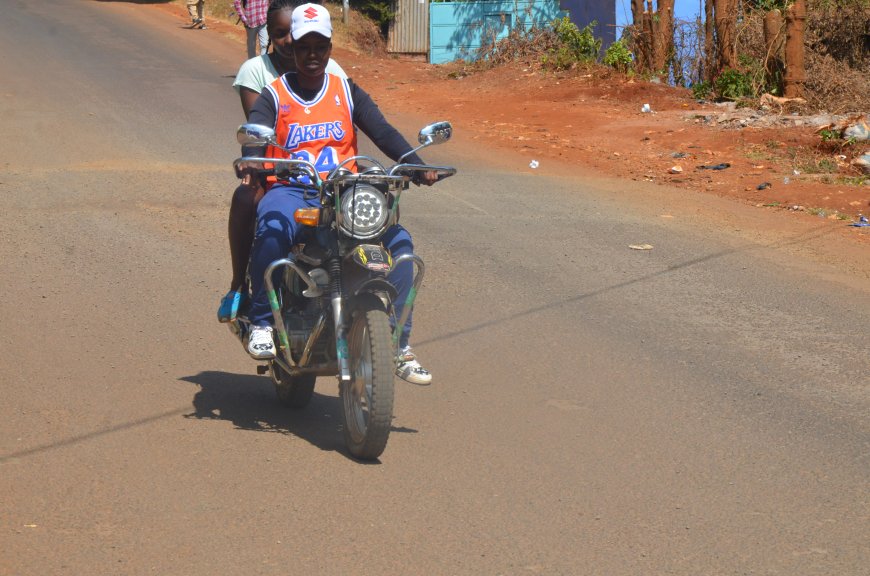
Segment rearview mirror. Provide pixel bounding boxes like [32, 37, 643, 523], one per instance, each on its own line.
[237, 123, 276, 146]
[418, 121, 452, 146]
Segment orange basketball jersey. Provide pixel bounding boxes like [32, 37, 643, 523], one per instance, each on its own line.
[264, 73, 357, 181]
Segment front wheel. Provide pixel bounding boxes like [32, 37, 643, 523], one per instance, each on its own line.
[340, 300, 395, 460]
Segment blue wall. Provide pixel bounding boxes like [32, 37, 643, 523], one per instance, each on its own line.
[559, 0, 616, 50]
[429, 0, 566, 64]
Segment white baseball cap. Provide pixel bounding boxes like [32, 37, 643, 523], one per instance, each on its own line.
[291, 3, 332, 40]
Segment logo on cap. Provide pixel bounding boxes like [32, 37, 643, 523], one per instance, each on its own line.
[303, 6, 319, 19]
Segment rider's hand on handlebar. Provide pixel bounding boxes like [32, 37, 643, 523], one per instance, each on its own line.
[237, 162, 263, 190]
[414, 170, 439, 186]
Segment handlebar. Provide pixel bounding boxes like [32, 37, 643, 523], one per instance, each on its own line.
[390, 164, 457, 184]
[234, 157, 456, 187]
[233, 157, 320, 185]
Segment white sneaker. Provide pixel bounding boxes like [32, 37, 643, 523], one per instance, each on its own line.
[247, 325, 276, 360]
[396, 346, 432, 385]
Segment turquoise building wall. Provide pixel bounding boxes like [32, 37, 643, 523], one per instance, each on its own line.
[429, 0, 566, 64]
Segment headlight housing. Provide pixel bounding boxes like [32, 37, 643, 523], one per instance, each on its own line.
[337, 183, 389, 240]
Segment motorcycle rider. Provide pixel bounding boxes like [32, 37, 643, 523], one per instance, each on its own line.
[219, 0, 346, 326]
[240, 3, 437, 384]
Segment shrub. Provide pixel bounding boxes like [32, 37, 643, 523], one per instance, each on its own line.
[476, 24, 556, 68]
[542, 17, 601, 70]
[735, 1, 870, 112]
[715, 68, 754, 100]
[353, 0, 394, 37]
[603, 39, 632, 72]
[692, 80, 713, 99]
[556, 17, 601, 60]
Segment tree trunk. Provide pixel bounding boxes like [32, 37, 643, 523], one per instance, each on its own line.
[654, 0, 675, 75]
[704, 0, 715, 81]
[631, 0, 676, 77]
[783, 0, 807, 98]
[644, 1, 658, 73]
[631, 0, 648, 72]
[713, 0, 738, 72]
[763, 9, 785, 94]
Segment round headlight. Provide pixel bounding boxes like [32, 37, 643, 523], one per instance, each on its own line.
[338, 184, 389, 239]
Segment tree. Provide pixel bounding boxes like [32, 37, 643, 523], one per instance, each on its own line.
[630, 0, 676, 76]
[783, 0, 806, 98]
[652, 0, 676, 74]
[763, 8, 785, 94]
[631, 0, 649, 70]
[713, 0, 738, 72]
[704, 0, 715, 81]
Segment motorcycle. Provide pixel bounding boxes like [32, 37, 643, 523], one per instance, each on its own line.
[229, 121, 456, 460]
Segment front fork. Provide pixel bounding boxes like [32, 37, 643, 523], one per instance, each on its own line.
[328, 253, 426, 381]
[328, 258, 352, 382]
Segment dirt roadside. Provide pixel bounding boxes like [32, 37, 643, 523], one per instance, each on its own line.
[162, 2, 870, 245]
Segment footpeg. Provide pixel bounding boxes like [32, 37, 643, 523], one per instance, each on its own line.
[256, 364, 269, 375]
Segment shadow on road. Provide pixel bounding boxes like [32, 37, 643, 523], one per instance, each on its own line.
[180, 371, 418, 462]
[181, 370, 345, 453]
[0, 371, 417, 465]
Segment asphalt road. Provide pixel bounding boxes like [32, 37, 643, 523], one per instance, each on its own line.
[1, 2, 868, 575]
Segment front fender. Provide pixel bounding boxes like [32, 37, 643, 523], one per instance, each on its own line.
[350, 278, 398, 302]
[342, 244, 396, 299]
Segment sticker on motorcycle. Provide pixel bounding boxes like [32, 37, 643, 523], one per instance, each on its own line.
[353, 245, 392, 273]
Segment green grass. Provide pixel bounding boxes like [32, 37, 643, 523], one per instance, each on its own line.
[805, 208, 854, 221]
[797, 157, 839, 174]
[744, 150, 768, 161]
[838, 175, 870, 186]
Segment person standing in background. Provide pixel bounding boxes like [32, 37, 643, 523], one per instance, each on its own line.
[234, 0, 270, 57]
[186, 0, 206, 29]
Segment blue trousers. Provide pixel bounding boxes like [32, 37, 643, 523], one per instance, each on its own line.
[249, 185, 415, 348]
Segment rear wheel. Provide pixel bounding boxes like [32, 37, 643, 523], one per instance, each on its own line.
[271, 363, 316, 409]
[340, 300, 395, 460]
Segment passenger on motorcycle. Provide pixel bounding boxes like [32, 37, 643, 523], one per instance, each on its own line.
[240, 3, 437, 384]
[219, 0, 347, 325]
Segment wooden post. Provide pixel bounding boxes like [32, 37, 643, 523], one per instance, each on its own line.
[783, 0, 807, 98]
